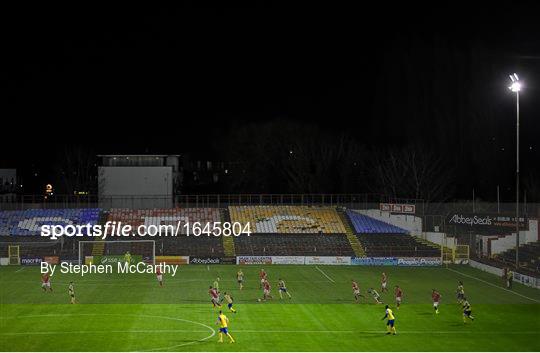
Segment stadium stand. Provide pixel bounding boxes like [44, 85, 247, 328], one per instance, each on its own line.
[106, 208, 220, 234]
[346, 209, 408, 234]
[234, 233, 354, 256]
[345, 210, 438, 257]
[229, 206, 346, 233]
[495, 241, 540, 274]
[0, 208, 100, 236]
[357, 233, 440, 257]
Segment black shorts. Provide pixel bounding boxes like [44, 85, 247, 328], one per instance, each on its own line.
[464, 310, 472, 316]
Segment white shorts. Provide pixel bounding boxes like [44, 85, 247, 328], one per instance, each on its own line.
[433, 301, 439, 307]
[41, 282, 50, 288]
[264, 289, 270, 295]
[353, 290, 360, 295]
[156, 275, 163, 282]
[261, 278, 265, 284]
[396, 297, 402, 303]
[382, 282, 387, 289]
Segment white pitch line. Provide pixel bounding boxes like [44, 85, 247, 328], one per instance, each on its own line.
[315, 266, 335, 283]
[2, 329, 537, 336]
[234, 330, 538, 334]
[0, 329, 209, 336]
[15, 267, 25, 273]
[446, 268, 540, 303]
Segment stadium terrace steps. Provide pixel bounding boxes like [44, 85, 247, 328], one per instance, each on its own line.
[91, 240, 105, 256]
[220, 208, 236, 257]
[91, 211, 109, 256]
[229, 205, 346, 234]
[346, 209, 408, 234]
[357, 233, 440, 257]
[337, 209, 365, 257]
[0, 208, 100, 236]
[233, 233, 355, 256]
[496, 241, 540, 274]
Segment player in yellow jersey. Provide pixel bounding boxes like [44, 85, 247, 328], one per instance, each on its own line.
[223, 292, 237, 313]
[124, 251, 131, 264]
[216, 311, 235, 343]
[462, 298, 475, 324]
[381, 305, 397, 335]
[237, 270, 244, 290]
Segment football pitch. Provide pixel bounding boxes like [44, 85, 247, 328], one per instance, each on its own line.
[1, 264, 539, 351]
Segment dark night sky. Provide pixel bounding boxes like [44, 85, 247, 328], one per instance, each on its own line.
[2, 3, 540, 197]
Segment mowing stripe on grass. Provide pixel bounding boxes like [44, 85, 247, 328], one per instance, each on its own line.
[446, 267, 540, 303]
[4, 329, 537, 336]
[316, 266, 335, 283]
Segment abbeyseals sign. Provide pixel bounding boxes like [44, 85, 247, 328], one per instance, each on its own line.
[190, 257, 221, 265]
[446, 213, 528, 234]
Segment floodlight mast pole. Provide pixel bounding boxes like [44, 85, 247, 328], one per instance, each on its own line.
[508, 73, 521, 269]
[515, 89, 519, 269]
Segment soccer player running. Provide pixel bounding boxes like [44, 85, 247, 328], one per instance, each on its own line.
[213, 277, 220, 292]
[259, 268, 267, 289]
[237, 269, 244, 290]
[278, 278, 292, 299]
[394, 285, 403, 310]
[456, 281, 465, 304]
[381, 305, 397, 335]
[432, 289, 441, 314]
[381, 272, 388, 293]
[352, 280, 364, 303]
[262, 279, 273, 301]
[209, 286, 222, 308]
[462, 297, 475, 323]
[368, 288, 383, 304]
[223, 292, 237, 313]
[156, 266, 163, 287]
[68, 281, 76, 304]
[41, 272, 52, 292]
[216, 310, 235, 343]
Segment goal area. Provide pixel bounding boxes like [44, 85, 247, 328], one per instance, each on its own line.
[78, 240, 156, 266]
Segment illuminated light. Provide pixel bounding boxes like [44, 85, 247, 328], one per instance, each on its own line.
[509, 81, 521, 92]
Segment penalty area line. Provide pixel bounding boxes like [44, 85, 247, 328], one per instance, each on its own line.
[446, 267, 540, 303]
[315, 266, 335, 283]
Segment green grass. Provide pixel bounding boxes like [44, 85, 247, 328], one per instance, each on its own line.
[1, 264, 539, 351]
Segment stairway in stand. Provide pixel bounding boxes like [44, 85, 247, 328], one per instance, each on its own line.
[220, 208, 236, 257]
[91, 211, 109, 256]
[338, 208, 365, 257]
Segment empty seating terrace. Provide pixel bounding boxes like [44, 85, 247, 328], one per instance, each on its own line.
[106, 208, 224, 256]
[0, 208, 100, 236]
[496, 241, 540, 275]
[358, 234, 440, 257]
[107, 208, 220, 234]
[229, 205, 346, 233]
[234, 233, 354, 256]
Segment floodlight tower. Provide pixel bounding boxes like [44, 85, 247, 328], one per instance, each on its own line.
[508, 73, 521, 268]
